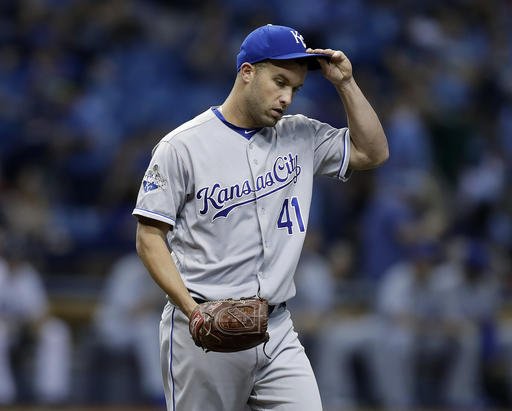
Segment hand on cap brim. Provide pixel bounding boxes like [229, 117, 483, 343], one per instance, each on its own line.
[306, 48, 353, 85]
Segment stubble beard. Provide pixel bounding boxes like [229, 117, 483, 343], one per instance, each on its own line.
[245, 95, 279, 128]
[244, 78, 281, 128]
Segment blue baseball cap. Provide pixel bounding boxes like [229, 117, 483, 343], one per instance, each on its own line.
[236, 24, 328, 71]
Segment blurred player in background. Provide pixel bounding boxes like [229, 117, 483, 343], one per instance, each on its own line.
[0, 236, 71, 405]
[93, 252, 165, 403]
[374, 240, 497, 409]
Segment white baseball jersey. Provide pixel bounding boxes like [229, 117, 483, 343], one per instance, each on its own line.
[133, 107, 350, 304]
[0, 259, 48, 322]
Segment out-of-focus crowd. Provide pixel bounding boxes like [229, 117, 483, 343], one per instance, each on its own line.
[0, 0, 511, 408]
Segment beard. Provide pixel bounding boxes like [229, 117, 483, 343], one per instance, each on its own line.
[244, 94, 281, 128]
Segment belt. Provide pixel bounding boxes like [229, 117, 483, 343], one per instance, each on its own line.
[193, 298, 286, 315]
[269, 302, 287, 315]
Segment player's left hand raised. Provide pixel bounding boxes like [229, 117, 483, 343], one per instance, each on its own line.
[307, 48, 353, 87]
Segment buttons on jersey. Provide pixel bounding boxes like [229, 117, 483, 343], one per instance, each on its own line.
[253, 159, 258, 165]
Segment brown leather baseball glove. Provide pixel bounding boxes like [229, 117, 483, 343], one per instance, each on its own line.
[188, 297, 269, 353]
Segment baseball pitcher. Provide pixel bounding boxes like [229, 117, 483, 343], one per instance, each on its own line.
[133, 24, 388, 411]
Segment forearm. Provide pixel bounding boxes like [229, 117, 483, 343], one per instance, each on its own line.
[336, 78, 388, 169]
[136, 222, 197, 318]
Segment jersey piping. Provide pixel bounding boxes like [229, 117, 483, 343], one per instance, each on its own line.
[133, 207, 176, 226]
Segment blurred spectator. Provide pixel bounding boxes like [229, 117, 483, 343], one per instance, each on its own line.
[454, 150, 508, 242]
[1, 167, 50, 241]
[91, 252, 165, 404]
[0, 235, 72, 405]
[379, 101, 433, 173]
[359, 170, 448, 281]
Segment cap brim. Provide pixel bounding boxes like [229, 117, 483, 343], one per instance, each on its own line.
[270, 52, 329, 70]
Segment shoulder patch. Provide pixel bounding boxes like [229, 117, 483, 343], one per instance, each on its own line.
[143, 164, 168, 192]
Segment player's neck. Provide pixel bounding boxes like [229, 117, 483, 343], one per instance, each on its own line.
[220, 94, 254, 129]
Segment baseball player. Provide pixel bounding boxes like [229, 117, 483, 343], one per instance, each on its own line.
[0, 238, 71, 405]
[133, 24, 388, 411]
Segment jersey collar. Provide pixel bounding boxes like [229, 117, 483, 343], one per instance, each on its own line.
[211, 107, 262, 140]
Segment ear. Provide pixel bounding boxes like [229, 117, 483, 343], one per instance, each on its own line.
[239, 63, 256, 83]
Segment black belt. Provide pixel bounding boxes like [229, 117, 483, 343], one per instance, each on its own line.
[193, 298, 286, 315]
[268, 302, 286, 314]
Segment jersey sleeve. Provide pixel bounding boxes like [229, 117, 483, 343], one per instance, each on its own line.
[310, 118, 351, 181]
[132, 140, 189, 227]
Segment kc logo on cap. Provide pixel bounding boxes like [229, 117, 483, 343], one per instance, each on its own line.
[290, 30, 306, 48]
[236, 24, 328, 71]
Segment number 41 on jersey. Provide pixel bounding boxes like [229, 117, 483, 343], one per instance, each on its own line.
[277, 197, 305, 235]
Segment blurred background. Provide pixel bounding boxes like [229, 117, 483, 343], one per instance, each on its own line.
[0, 0, 511, 410]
